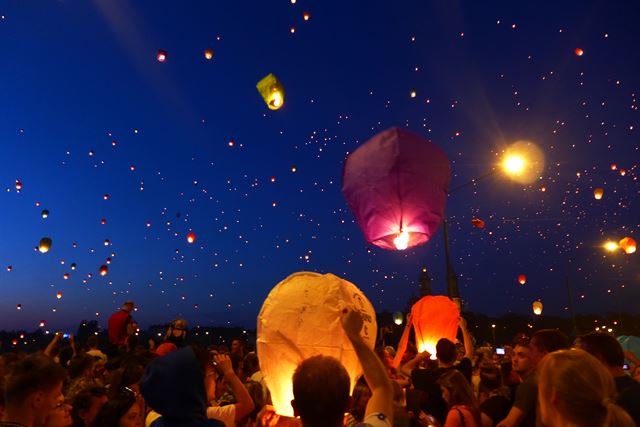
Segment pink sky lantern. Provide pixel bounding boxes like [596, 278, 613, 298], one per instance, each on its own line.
[342, 127, 451, 251]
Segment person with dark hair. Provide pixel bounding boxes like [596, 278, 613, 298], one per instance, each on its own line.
[231, 338, 247, 359]
[538, 349, 634, 427]
[1, 354, 68, 427]
[93, 389, 143, 427]
[155, 319, 189, 356]
[478, 363, 511, 426]
[69, 386, 108, 427]
[286, 307, 394, 427]
[437, 369, 490, 427]
[497, 330, 570, 427]
[236, 381, 266, 427]
[67, 354, 95, 382]
[578, 332, 640, 426]
[345, 382, 372, 426]
[85, 336, 107, 362]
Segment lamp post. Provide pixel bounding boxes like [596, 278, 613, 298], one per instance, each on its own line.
[444, 151, 532, 308]
[491, 323, 496, 346]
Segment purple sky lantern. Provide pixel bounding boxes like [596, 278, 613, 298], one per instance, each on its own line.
[342, 127, 451, 251]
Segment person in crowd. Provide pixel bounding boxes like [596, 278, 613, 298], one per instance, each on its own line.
[205, 353, 255, 427]
[477, 363, 511, 426]
[85, 336, 107, 362]
[155, 319, 189, 356]
[93, 389, 143, 427]
[108, 301, 137, 349]
[67, 354, 95, 382]
[537, 349, 634, 427]
[577, 332, 640, 426]
[36, 393, 73, 427]
[285, 307, 394, 427]
[436, 369, 491, 427]
[236, 381, 266, 427]
[140, 345, 252, 427]
[69, 386, 108, 427]
[497, 329, 570, 427]
[345, 382, 372, 426]
[0, 354, 67, 427]
[231, 338, 247, 359]
[411, 318, 474, 425]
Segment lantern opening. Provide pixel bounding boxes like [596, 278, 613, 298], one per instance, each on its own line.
[269, 91, 283, 109]
[393, 230, 410, 250]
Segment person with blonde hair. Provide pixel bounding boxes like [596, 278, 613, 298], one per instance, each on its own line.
[537, 349, 635, 427]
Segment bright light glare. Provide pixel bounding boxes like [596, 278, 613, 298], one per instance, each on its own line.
[503, 155, 526, 175]
[393, 230, 410, 250]
[270, 92, 283, 108]
[604, 241, 619, 252]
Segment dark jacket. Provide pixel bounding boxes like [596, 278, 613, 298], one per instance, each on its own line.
[140, 346, 224, 427]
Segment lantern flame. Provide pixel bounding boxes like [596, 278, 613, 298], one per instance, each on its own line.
[269, 90, 284, 109]
[393, 230, 410, 250]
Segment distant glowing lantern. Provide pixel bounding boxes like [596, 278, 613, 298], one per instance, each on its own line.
[533, 300, 543, 315]
[257, 271, 377, 416]
[471, 218, 485, 229]
[39, 320, 46, 328]
[11, 339, 17, 346]
[104, 239, 110, 246]
[342, 127, 451, 251]
[56, 291, 62, 299]
[256, 73, 285, 110]
[99, 265, 108, 276]
[204, 49, 214, 60]
[604, 241, 619, 252]
[6, 265, 12, 272]
[103, 194, 109, 200]
[106, 257, 112, 264]
[16, 304, 22, 310]
[394, 296, 459, 365]
[15, 180, 22, 190]
[410, 89, 417, 98]
[101, 218, 107, 225]
[41, 209, 49, 218]
[619, 237, 637, 254]
[594, 188, 604, 200]
[574, 48, 584, 56]
[393, 312, 404, 325]
[620, 169, 626, 176]
[39, 237, 52, 253]
[71, 263, 77, 270]
[187, 232, 196, 243]
[518, 274, 527, 285]
[156, 49, 168, 62]
[63, 273, 70, 280]
[611, 164, 617, 171]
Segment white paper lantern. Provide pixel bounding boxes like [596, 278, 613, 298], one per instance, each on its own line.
[257, 271, 377, 416]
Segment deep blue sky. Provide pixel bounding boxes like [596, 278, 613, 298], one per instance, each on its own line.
[1, 0, 638, 332]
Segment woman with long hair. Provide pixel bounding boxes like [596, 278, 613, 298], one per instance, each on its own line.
[538, 349, 634, 427]
[436, 370, 491, 427]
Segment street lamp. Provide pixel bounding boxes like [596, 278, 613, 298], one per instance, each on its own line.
[444, 143, 542, 308]
[491, 324, 496, 346]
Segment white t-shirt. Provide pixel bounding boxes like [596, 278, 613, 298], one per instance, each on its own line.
[207, 404, 236, 427]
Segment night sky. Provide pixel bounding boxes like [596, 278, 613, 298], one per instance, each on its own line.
[1, 0, 639, 332]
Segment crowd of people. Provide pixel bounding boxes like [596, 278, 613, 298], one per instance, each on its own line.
[1, 299, 639, 427]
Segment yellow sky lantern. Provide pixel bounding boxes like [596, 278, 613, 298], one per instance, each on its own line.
[256, 73, 285, 110]
[39, 237, 52, 253]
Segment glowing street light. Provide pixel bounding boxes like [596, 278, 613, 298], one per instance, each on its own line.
[604, 241, 619, 252]
[502, 154, 526, 176]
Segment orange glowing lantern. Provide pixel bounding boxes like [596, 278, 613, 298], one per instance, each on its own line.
[393, 296, 459, 365]
[619, 237, 637, 254]
[204, 49, 214, 60]
[594, 188, 604, 200]
[39, 237, 52, 253]
[63, 273, 70, 280]
[16, 304, 22, 310]
[41, 209, 49, 219]
[611, 164, 617, 171]
[518, 274, 526, 285]
[187, 232, 196, 243]
[303, 12, 310, 21]
[39, 320, 46, 328]
[257, 272, 377, 416]
[471, 218, 485, 229]
[156, 49, 168, 62]
[101, 218, 107, 225]
[99, 265, 108, 276]
[533, 300, 543, 315]
[104, 239, 110, 246]
[574, 48, 584, 56]
[15, 180, 22, 190]
[56, 291, 62, 299]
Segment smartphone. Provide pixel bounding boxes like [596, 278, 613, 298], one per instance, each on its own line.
[62, 333, 70, 339]
[496, 347, 505, 355]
